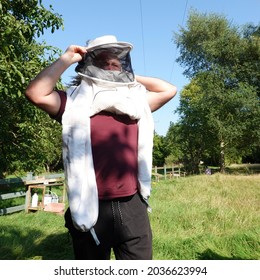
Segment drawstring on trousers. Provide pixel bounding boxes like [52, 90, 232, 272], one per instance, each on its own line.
[117, 201, 123, 225]
[111, 201, 123, 225]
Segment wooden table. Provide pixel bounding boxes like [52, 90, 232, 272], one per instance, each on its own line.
[24, 177, 65, 213]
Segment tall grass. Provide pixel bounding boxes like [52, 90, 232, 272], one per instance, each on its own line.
[0, 174, 259, 260]
[150, 174, 260, 259]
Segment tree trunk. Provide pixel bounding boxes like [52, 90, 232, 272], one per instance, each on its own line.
[220, 141, 225, 173]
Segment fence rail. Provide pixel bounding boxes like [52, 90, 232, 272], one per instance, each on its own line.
[0, 173, 64, 216]
[0, 166, 185, 215]
[0, 191, 26, 215]
[152, 164, 186, 181]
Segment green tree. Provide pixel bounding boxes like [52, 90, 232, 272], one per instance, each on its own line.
[0, 0, 64, 177]
[171, 79, 215, 173]
[164, 122, 184, 165]
[153, 133, 167, 167]
[173, 11, 260, 172]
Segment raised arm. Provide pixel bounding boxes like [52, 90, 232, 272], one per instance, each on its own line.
[25, 45, 87, 115]
[135, 75, 177, 112]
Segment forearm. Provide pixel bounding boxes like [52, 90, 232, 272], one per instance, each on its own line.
[135, 75, 176, 92]
[26, 55, 71, 100]
[25, 45, 86, 103]
[25, 45, 86, 115]
[135, 75, 177, 112]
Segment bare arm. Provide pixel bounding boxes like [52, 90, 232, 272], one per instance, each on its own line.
[135, 75, 177, 112]
[25, 45, 87, 115]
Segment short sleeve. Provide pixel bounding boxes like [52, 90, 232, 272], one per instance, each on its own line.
[49, 90, 67, 123]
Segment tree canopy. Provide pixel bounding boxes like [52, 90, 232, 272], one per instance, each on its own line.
[0, 0, 64, 177]
[166, 11, 260, 173]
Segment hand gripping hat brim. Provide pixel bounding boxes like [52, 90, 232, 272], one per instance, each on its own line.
[86, 35, 133, 51]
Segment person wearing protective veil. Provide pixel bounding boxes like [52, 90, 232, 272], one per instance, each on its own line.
[25, 35, 177, 260]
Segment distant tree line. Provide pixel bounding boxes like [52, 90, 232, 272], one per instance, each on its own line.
[0, 1, 259, 177]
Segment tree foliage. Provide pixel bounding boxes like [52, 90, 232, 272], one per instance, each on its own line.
[152, 133, 168, 167]
[0, 0, 64, 177]
[175, 11, 260, 95]
[169, 11, 260, 173]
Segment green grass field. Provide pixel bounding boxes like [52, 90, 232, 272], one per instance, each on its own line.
[0, 173, 259, 260]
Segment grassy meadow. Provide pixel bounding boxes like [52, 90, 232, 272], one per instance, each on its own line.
[0, 173, 259, 260]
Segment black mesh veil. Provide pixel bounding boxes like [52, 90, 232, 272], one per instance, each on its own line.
[75, 45, 135, 84]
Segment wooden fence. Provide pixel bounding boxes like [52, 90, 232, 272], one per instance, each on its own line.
[152, 164, 186, 182]
[0, 173, 64, 216]
[0, 165, 185, 215]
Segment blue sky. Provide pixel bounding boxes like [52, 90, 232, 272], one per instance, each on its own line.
[40, 0, 260, 135]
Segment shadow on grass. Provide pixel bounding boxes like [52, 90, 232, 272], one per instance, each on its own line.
[0, 225, 74, 260]
[197, 249, 245, 260]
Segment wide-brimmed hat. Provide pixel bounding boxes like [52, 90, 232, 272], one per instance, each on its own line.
[86, 35, 133, 51]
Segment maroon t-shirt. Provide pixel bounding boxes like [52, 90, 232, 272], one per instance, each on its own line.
[53, 91, 139, 200]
